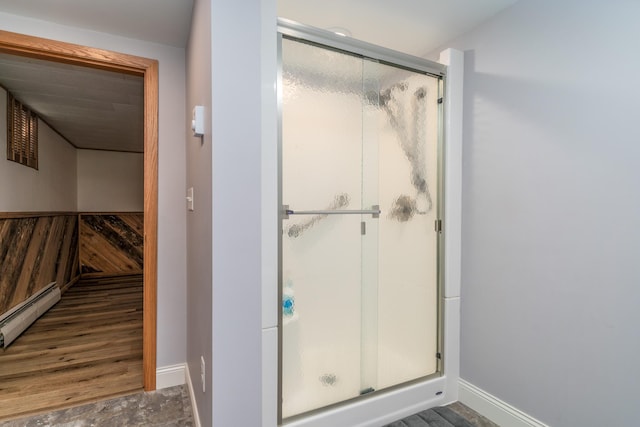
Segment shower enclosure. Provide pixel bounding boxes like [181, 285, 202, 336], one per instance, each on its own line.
[279, 22, 445, 422]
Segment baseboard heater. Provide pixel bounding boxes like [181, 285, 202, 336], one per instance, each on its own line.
[0, 282, 60, 348]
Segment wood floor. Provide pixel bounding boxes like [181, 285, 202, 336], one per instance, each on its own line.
[0, 274, 143, 421]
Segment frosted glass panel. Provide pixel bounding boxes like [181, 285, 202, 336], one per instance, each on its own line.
[281, 39, 364, 213]
[281, 37, 441, 420]
[367, 62, 440, 389]
[281, 38, 365, 418]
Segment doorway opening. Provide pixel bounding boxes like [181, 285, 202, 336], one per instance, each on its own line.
[0, 29, 158, 416]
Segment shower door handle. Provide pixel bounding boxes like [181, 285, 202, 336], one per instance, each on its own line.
[283, 205, 380, 219]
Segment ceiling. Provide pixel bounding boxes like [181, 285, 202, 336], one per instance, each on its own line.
[0, 53, 144, 152]
[278, 0, 519, 57]
[0, 0, 519, 153]
[0, 0, 194, 48]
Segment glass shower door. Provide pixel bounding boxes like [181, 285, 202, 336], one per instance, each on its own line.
[281, 36, 441, 420]
[281, 38, 372, 417]
[366, 60, 441, 390]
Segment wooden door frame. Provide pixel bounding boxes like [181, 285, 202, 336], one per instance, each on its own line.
[0, 30, 159, 391]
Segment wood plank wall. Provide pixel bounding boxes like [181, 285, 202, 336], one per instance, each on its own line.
[0, 214, 79, 315]
[79, 213, 143, 275]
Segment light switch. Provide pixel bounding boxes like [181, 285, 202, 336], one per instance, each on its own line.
[187, 187, 194, 211]
[192, 106, 204, 137]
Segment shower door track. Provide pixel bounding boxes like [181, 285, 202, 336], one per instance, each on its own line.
[277, 18, 446, 78]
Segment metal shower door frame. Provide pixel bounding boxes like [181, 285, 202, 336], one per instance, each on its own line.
[277, 18, 447, 424]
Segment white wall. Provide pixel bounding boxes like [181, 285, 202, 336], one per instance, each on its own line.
[441, 1, 640, 425]
[0, 12, 188, 369]
[77, 149, 143, 212]
[0, 87, 77, 212]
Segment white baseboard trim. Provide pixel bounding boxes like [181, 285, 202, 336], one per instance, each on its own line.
[185, 364, 202, 427]
[156, 363, 186, 390]
[458, 379, 549, 427]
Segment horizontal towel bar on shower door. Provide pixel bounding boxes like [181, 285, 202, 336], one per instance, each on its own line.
[283, 205, 380, 219]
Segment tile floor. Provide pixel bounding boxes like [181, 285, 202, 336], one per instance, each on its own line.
[3, 385, 497, 427]
[1, 385, 193, 427]
[447, 402, 500, 427]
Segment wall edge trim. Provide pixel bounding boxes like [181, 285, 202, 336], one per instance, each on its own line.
[185, 363, 202, 427]
[156, 363, 185, 390]
[458, 379, 549, 427]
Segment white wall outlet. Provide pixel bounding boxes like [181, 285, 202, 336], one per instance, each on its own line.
[200, 355, 206, 393]
[187, 187, 194, 211]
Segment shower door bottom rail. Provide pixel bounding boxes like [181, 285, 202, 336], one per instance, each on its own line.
[283, 205, 380, 219]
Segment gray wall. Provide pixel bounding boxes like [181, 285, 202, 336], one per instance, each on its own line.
[443, 1, 640, 425]
[187, 1, 265, 425]
[186, 0, 213, 424]
[210, 1, 263, 425]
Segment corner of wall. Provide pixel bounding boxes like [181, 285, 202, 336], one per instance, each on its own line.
[439, 48, 464, 405]
[185, 363, 202, 427]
